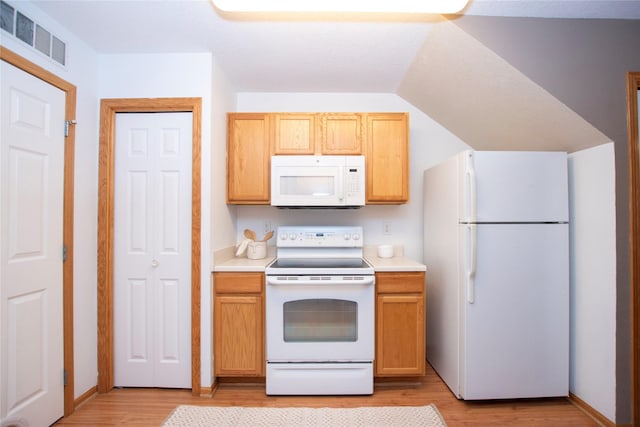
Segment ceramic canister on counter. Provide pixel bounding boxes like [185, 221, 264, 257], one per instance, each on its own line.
[377, 244, 394, 258]
[247, 241, 267, 259]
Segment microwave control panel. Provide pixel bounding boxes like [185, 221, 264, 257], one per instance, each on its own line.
[345, 164, 364, 203]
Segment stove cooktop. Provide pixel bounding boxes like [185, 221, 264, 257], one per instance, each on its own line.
[266, 257, 373, 276]
[268, 226, 373, 275]
[268, 257, 370, 269]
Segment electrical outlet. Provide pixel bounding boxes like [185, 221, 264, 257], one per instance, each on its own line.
[263, 221, 272, 233]
[383, 221, 392, 235]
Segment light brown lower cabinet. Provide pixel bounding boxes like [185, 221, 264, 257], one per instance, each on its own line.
[213, 272, 264, 377]
[375, 271, 426, 376]
[213, 270, 425, 379]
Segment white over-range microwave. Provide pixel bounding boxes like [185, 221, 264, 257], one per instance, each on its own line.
[270, 155, 365, 208]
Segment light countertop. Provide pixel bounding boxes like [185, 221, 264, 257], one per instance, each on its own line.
[212, 246, 276, 272]
[363, 255, 426, 272]
[213, 256, 276, 272]
[212, 246, 425, 273]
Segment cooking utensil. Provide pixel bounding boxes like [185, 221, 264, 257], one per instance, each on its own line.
[261, 230, 274, 242]
[244, 229, 256, 240]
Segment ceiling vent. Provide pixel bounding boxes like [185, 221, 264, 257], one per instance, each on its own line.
[1, 0, 66, 66]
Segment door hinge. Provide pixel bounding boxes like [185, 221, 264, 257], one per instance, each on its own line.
[64, 119, 77, 137]
[62, 244, 67, 262]
[63, 369, 68, 386]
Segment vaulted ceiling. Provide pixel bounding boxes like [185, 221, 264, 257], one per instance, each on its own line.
[397, 17, 612, 152]
[30, 0, 640, 152]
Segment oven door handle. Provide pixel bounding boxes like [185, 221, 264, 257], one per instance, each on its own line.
[266, 276, 375, 286]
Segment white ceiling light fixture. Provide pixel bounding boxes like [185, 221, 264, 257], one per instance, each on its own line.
[211, 0, 470, 14]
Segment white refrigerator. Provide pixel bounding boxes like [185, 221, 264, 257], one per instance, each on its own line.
[423, 150, 569, 400]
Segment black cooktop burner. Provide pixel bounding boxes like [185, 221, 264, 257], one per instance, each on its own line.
[268, 258, 370, 270]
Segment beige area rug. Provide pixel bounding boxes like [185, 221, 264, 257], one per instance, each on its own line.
[161, 404, 447, 427]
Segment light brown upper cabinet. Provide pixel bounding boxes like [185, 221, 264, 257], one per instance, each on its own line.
[319, 113, 362, 155]
[272, 113, 316, 155]
[364, 113, 409, 204]
[227, 112, 409, 205]
[227, 113, 271, 204]
[273, 113, 363, 155]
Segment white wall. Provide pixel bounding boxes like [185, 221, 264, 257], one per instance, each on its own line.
[208, 57, 237, 385]
[98, 52, 216, 387]
[235, 93, 469, 260]
[210, 60, 238, 255]
[568, 142, 617, 422]
[1, 2, 101, 399]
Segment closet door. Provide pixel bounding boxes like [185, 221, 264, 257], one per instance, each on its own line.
[113, 112, 192, 388]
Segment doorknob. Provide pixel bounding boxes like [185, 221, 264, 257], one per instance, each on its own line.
[151, 259, 159, 268]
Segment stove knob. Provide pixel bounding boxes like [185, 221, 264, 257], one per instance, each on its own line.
[344, 233, 351, 240]
[289, 233, 298, 240]
[352, 233, 361, 240]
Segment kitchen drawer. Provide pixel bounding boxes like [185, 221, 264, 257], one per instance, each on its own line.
[214, 272, 264, 294]
[376, 272, 425, 294]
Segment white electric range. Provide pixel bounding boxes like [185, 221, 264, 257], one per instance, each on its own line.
[264, 225, 375, 395]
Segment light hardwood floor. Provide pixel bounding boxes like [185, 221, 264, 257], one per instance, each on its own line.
[55, 364, 600, 426]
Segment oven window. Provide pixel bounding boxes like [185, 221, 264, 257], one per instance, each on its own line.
[283, 299, 357, 342]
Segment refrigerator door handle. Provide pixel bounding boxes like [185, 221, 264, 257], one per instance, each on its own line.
[466, 224, 477, 304]
[465, 151, 478, 223]
[465, 152, 477, 303]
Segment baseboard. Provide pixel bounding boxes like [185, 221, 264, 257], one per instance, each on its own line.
[215, 377, 266, 384]
[199, 386, 214, 397]
[569, 392, 623, 427]
[73, 386, 97, 409]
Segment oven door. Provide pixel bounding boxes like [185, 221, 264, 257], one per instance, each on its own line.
[266, 275, 375, 362]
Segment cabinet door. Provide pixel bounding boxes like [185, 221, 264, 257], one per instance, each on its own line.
[375, 271, 425, 377]
[365, 113, 409, 204]
[319, 113, 362, 154]
[214, 294, 264, 376]
[272, 113, 316, 154]
[375, 293, 425, 376]
[227, 113, 270, 204]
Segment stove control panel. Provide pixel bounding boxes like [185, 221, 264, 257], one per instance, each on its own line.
[276, 226, 363, 248]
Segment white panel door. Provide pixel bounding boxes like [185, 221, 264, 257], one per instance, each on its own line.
[0, 61, 65, 426]
[113, 113, 192, 388]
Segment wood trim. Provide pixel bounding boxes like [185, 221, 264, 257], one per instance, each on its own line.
[73, 386, 97, 409]
[568, 392, 619, 427]
[97, 101, 115, 393]
[97, 98, 202, 396]
[198, 386, 214, 397]
[0, 47, 77, 417]
[627, 72, 640, 427]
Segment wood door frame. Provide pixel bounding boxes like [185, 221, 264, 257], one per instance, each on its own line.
[97, 98, 202, 395]
[627, 71, 640, 427]
[0, 47, 76, 416]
